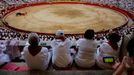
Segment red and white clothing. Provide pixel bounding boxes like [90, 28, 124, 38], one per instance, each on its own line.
[23, 46, 51, 70]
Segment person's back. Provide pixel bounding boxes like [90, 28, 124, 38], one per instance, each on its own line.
[51, 39, 72, 67]
[96, 42, 120, 69]
[23, 33, 51, 70]
[75, 29, 98, 68]
[23, 46, 50, 70]
[51, 30, 72, 68]
[96, 33, 121, 69]
[75, 38, 98, 68]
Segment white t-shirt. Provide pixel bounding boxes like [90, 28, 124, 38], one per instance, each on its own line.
[75, 38, 98, 68]
[51, 38, 72, 67]
[96, 42, 119, 69]
[23, 46, 51, 70]
[8, 38, 20, 59]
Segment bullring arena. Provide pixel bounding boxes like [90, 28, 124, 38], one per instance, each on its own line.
[2, 2, 130, 34]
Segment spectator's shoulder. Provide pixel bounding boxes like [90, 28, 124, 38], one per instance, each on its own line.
[41, 47, 48, 52]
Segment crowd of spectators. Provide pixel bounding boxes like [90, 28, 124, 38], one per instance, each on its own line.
[0, 25, 134, 62]
[0, 28, 133, 74]
[0, 0, 134, 13]
[0, 23, 133, 47]
[0, 0, 134, 74]
[0, 23, 134, 45]
[81, 0, 134, 13]
[0, 0, 134, 23]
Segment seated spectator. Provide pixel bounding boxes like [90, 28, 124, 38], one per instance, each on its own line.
[0, 42, 10, 68]
[7, 36, 21, 60]
[96, 33, 121, 69]
[23, 33, 51, 70]
[51, 30, 72, 69]
[113, 36, 134, 75]
[75, 29, 98, 68]
[0, 42, 6, 52]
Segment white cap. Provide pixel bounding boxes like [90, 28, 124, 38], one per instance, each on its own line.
[55, 30, 64, 36]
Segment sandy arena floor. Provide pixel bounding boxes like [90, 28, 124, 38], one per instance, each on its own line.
[4, 4, 127, 34]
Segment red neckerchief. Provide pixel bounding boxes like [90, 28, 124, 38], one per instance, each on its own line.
[108, 41, 118, 51]
[28, 46, 42, 56]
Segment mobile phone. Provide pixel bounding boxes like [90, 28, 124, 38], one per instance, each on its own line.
[103, 57, 115, 63]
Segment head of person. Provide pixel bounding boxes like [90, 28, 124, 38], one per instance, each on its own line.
[108, 33, 120, 44]
[84, 29, 95, 40]
[55, 30, 65, 41]
[28, 33, 40, 46]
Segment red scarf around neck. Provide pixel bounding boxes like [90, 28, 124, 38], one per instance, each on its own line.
[28, 46, 42, 56]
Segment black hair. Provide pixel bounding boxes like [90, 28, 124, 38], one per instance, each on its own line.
[127, 37, 134, 57]
[84, 29, 94, 40]
[108, 33, 120, 43]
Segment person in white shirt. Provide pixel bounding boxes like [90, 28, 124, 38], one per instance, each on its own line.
[0, 42, 10, 66]
[51, 30, 72, 69]
[23, 33, 51, 70]
[75, 29, 98, 68]
[0, 42, 6, 52]
[7, 36, 20, 60]
[96, 33, 121, 69]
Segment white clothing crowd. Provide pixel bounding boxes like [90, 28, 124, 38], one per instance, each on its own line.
[0, 27, 133, 71]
